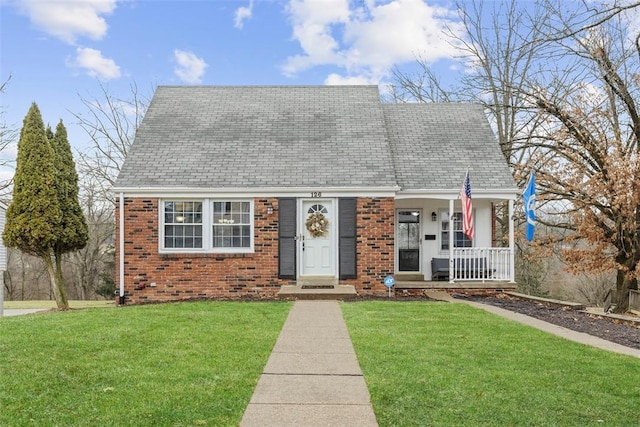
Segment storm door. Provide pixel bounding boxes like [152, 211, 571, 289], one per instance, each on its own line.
[397, 210, 421, 272]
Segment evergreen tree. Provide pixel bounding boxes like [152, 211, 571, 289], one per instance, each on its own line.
[51, 120, 88, 254]
[51, 120, 89, 304]
[3, 106, 88, 309]
[3, 103, 65, 306]
[45, 125, 54, 142]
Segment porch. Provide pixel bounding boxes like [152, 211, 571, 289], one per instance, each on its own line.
[394, 194, 516, 284]
[395, 247, 517, 292]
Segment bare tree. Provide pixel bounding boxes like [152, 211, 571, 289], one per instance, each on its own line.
[61, 81, 151, 301]
[0, 75, 17, 197]
[63, 177, 115, 300]
[538, 0, 640, 44]
[4, 250, 50, 300]
[391, 1, 549, 165]
[524, 6, 640, 312]
[72, 81, 151, 203]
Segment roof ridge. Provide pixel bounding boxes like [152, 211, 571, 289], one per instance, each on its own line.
[156, 84, 380, 89]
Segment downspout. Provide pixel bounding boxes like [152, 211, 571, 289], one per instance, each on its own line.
[119, 192, 125, 304]
[508, 199, 516, 283]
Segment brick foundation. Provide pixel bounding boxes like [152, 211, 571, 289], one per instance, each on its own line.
[116, 197, 394, 304]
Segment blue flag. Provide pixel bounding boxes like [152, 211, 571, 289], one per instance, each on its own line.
[523, 171, 536, 241]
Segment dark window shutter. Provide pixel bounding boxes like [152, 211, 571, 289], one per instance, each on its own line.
[278, 198, 296, 279]
[339, 198, 357, 279]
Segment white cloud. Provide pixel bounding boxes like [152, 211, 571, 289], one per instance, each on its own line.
[324, 73, 376, 85]
[173, 49, 208, 84]
[283, 0, 351, 75]
[234, 0, 254, 29]
[68, 47, 121, 80]
[283, 0, 464, 83]
[15, 0, 118, 44]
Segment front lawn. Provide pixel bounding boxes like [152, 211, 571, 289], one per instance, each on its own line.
[342, 301, 640, 427]
[0, 302, 291, 426]
[4, 300, 639, 426]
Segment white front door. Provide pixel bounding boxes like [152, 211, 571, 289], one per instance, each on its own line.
[300, 199, 336, 276]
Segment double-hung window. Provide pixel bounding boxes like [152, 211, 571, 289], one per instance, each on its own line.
[164, 201, 203, 249]
[440, 211, 473, 251]
[161, 199, 253, 253]
[212, 201, 251, 249]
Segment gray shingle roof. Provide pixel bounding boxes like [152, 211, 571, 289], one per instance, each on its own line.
[382, 103, 516, 190]
[114, 85, 516, 192]
[115, 86, 397, 189]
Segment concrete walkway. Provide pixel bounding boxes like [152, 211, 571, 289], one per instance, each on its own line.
[2, 308, 48, 317]
[240, 300, 378, 427]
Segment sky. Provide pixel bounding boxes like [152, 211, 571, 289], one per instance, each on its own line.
[2, 1, 640, 182]
[0, 0, 471, 182]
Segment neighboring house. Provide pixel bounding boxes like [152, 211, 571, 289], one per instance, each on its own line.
[113, 86, 518, 304]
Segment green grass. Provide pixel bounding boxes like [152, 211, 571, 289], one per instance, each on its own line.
[4, 300, 114, 309]
[341, 301, 640, 427]
[0, 301, 291, 426]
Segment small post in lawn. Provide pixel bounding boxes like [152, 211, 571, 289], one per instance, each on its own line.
[384, 275, 395, 298]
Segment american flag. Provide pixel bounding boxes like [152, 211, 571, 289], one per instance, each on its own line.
[460, 171, 474, 240]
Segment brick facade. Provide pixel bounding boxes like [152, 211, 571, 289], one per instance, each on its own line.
[116, 197, 395, 304]
[342, 197, 395, 294]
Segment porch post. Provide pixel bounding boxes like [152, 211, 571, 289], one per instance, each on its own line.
[449, 198, 455, 283]
[508, 199, 516, 283]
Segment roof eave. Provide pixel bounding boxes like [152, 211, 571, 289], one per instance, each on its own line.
[112, 185, 402, 198]
[396, 188, 519, 200]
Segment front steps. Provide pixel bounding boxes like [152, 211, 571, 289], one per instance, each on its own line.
[278, 284, 357, 300]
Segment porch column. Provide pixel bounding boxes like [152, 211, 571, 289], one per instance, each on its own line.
[508, 199, 515, 283]
[449, 198, 455, 283]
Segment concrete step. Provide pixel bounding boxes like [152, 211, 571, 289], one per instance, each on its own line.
[394, 273, 424, 281]
[296, 277, 339, 287]
[277, 285, 357, 300]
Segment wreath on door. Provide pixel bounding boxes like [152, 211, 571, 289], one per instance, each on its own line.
[306, 212, 329, 238]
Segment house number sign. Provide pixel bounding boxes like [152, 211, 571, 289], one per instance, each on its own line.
[311, 192, 322, 198]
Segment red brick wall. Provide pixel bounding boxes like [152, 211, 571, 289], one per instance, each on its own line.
[116, 197, 394, 303]
[342, 197, 395, 295]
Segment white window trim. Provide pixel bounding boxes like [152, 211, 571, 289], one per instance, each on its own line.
[438, 208, 474, 254]
[159, 198, 254, 254]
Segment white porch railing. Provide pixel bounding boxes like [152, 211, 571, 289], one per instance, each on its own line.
[451, 247, 513, 282]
